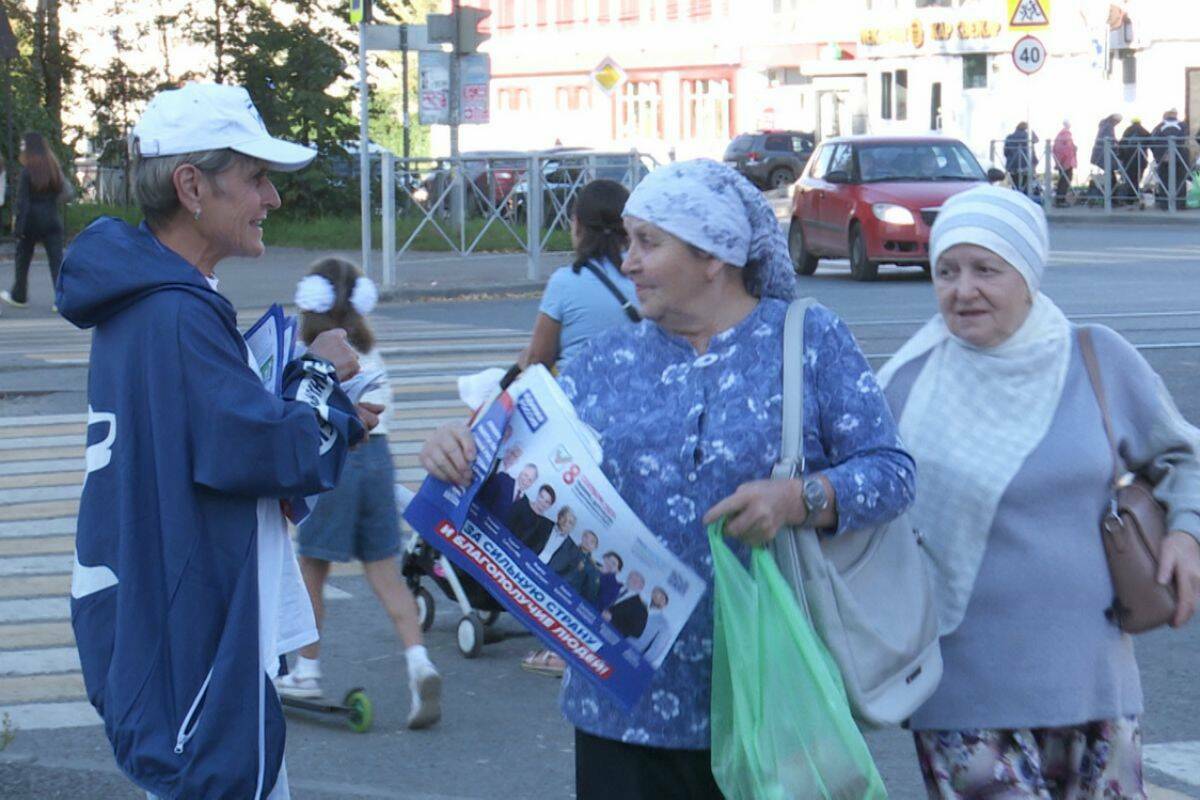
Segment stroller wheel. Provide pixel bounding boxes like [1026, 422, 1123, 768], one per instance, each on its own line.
[457, 615, 485, 659]
[415, 586, 435, 632]
[481, 609, 502, 627]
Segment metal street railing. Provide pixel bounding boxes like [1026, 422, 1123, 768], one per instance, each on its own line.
[378, 150, 657, 287]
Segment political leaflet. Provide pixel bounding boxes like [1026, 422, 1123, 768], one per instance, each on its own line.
[403, 365, 706, 709]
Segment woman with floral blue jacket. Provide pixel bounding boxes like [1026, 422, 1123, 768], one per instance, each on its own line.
[421, 159, 915, 799]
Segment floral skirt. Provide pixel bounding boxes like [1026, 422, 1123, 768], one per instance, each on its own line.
[913, 717, 1145, 800]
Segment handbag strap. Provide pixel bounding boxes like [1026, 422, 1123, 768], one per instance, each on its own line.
[774, 297, 817, 481]
[1077, 327, 1123, 488]
[579, 260, 641, 323]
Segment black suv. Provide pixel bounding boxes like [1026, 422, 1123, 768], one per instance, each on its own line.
[723, 130, 816, 190]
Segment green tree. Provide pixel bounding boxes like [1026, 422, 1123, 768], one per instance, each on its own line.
[84, 1, 161, 165]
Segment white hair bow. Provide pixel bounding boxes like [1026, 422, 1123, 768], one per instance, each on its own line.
[349, 276, 378, 316]
[294, 275, 336, 313]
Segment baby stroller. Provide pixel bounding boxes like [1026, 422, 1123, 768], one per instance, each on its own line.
[395, 364, 522, 659]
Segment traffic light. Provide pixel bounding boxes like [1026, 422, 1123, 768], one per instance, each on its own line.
[349, 0, 371, 24]
[456, 6, 491, 54]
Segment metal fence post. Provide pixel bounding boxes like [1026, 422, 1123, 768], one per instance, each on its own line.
[1103, 139, 1113, 213]
[455, 159, 466, 252]
[381, 151, 396, 289]
[527, 154, 543, 281]
[1168, 139, 1178, 213]
[1042, 140, 1053, 209]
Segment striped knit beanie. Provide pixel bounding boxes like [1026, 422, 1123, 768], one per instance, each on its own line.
[930, 185, 1049, 293]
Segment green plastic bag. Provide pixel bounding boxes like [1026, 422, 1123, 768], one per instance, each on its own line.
[708, 521, 887, 800]
[1187, 171, 1200, 209]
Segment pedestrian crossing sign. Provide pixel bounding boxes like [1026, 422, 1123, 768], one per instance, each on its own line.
[1008, 0, 1050, 30]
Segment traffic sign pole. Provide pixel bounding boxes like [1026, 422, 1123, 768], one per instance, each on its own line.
[359, 18, 371, 278]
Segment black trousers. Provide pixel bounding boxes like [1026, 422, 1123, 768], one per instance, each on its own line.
[575, 729, 724, 800]
[1055, 167, 1074, 205]
[12, 225, 64, 304]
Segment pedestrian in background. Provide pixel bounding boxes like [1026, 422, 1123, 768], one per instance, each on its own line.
[58, 83, 372, 800]
[2, 132, 73, 309]
[1150, 109, 1190, 208]
[1117, 117, 1151, 204]
[1051, 120, 1077, 207]
[421, 159, 915, 799]
[878, 185, 1200, 799]
[1090, 113, 1123, 196]
[278, 257, 443, 730]
[1003, 122, 1038, 195]
[518, 178, 639, 373]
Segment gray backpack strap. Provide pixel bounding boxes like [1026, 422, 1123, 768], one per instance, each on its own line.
[773, 297, 817, 482]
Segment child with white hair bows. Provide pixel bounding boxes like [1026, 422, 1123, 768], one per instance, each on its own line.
[276, 257, 443, 730]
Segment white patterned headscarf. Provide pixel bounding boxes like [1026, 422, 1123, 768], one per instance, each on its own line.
[877, 186, 1071, 636]
[623, 159, 797, 301]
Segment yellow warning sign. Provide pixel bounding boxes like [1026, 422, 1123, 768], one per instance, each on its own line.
[1008, 0, 1050, 30]
[592, 57, 626, 97]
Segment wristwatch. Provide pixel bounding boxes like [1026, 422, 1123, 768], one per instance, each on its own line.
[802, 477, 830, 521]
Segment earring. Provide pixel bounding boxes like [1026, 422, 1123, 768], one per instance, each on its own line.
[193, 207, 202, 221]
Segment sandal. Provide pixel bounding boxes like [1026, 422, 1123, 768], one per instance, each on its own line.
[520, 648, 566, 678]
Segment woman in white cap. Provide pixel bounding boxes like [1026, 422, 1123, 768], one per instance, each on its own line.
[57, 83, 378, 800]
[878, 185, 1200, 798]
[421, 159, 916, 798]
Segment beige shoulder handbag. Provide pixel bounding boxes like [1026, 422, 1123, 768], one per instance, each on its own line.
[1078, 327, 1177, 633]
[770, 298, 942, 727]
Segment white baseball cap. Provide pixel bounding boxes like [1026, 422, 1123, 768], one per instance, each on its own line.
[132, 83, 316, 172]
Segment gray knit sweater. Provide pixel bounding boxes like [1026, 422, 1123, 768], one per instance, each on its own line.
[885, 324, 1200, 731]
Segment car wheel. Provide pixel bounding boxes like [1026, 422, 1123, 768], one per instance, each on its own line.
[787, 218, 819, 276]
[768, 167, 796, 190]
[848, 224, 879, 282]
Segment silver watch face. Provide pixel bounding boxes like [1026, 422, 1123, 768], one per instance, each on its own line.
[803, 478, 828, 513]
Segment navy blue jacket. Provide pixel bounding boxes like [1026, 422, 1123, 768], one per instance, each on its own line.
[58, 218, 363, 799]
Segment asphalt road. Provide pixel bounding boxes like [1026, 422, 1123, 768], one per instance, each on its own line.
[0, 222, 1198, 799]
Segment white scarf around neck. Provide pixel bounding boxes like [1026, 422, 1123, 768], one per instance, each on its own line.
[877, 293, 1072, 635]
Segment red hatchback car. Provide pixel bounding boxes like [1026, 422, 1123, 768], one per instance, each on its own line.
[788, 135, 1004, 281]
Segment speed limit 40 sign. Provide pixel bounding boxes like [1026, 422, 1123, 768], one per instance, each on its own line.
[1012, 35, 1047, 75]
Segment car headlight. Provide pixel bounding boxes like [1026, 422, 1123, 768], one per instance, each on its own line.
[871, 203, 916, 226]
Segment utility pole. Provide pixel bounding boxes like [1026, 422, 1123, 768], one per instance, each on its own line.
[352, 0, 371, 276]
[401, 23, 410, 161]
[448, 0, 462, 232]
[0, 7, 16, 234]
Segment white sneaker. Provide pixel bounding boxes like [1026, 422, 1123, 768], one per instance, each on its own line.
[406, 661, 442, 729]
[274, 671, 323, 699]
[0, 291, 27, 308]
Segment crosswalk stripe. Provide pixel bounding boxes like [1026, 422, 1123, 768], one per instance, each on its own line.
[0, 597, 71, 623]
[1145, 742, 1200, 788]
[0, 700, 100, 731]
[0, 535, 74, 556]
[0, 518, 76, 538]
[0, 646, 81, 676]
[0, 554, 72, 577]
[0, 459, 84, 477]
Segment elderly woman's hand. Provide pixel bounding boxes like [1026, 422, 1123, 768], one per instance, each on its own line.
[356, 401, 384, 434]
[703, 479, 806, 547]
[309, 328, 360, 382]
[1158, 530, 1200, 627]
[419, 422, 476, 487]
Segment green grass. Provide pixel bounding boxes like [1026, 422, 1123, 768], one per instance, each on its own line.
[64, 203, 571, 253]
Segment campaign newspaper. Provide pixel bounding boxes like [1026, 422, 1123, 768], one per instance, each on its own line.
[403, 366, 705, 709]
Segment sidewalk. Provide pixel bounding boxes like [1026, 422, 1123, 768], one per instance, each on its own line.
[0, 242, 573, 315]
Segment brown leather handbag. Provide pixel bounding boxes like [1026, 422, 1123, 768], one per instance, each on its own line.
[1079, 328, 1177, 633]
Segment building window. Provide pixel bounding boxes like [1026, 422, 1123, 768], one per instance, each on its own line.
[681, 78, 731, 141]
[963, 54, 988, 89]
[690, 0, 711, 18]
[597, 0, 611, 22]
[499, 0, 516, 27]
[619, 80, 663, 139]
[767, 67, 805, 86]
[895, 69, 908, 121]
[556, 0, 575, 24]
[881, 72, 893, 120]
[498, 88, 530, 112]
[915, 0, 951, 6]
[536, 0, 549, 25]
[666, 0, 679, 18]
[555, 86, 593, 111]
[619, 0, 639, 22]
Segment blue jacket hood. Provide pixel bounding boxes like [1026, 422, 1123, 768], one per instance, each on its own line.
[57, 217, 230, 329]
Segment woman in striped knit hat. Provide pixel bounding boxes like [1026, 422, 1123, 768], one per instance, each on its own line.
[878, 185, 1200, 799]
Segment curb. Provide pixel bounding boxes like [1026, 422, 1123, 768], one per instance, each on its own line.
[1046, 212, 1199, 226]
[380, 280, 546, 302]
